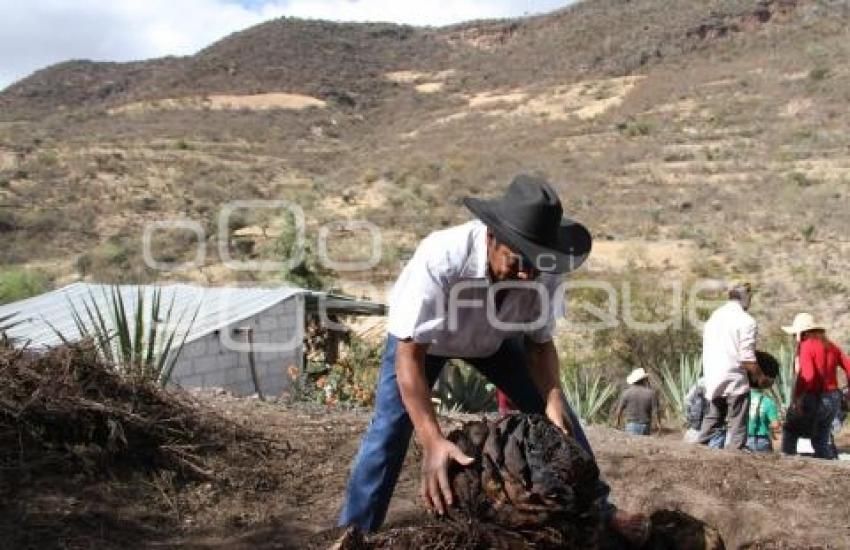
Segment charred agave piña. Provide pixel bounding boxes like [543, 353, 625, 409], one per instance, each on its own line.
[331, 414, 604, 549]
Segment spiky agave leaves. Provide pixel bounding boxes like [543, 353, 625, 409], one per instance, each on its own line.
[57, 285, 198, 386]
[659, 353, 703, 424]
[560, 366, 617, 424]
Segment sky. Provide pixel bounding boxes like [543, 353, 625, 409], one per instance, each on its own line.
[0, 0, 575, 91]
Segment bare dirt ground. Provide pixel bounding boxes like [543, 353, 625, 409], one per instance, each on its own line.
[108, 92, 328, 114]
[163, 396, 850, 550]
[4, 388, 850, 549]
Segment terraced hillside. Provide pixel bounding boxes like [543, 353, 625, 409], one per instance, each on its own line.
[1, 0, 848, 345]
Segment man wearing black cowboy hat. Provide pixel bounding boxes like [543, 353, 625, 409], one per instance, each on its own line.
[338, 174, 647, 543]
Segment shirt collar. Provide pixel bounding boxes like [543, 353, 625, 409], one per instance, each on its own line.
[459, 220, 490, 280]
[726, 300, 745, 313]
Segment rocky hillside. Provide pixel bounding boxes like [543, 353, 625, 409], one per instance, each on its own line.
[1, 0, 848, 344]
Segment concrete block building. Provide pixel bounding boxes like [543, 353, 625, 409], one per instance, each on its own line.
[0, 283, 384, 397]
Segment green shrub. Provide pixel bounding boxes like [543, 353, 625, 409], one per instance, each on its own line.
[274, 213, 326, 289]
[802, 224, 816, 243]
[20, 210, 65, 233]
[0, 268, 51, 305]
[788, 171, 814, 187]
[100, 242, 131, 267]
[74, 254, 93, 277]
[0, 210, 17, 232]
[74, 239, 151, 283]
[808, 67, 830, 81]
[291, 334, 382, 407]
[596, 302, 702, 373]
[616, 119, 652, 137]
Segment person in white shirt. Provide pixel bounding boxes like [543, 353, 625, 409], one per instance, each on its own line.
[698, 282, 771, 450]
[338, 174, 649, 545]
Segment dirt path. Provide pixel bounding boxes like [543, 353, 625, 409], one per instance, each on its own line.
[172, 397, 850, 549]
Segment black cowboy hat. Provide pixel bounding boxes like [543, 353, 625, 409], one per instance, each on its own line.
[463, 174, 592, 274]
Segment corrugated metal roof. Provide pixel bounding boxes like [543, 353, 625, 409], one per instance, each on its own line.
[304, 291, 387, 316]
[0, 283, 305, 349]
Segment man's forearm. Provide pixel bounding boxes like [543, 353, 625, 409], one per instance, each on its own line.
[526, 339, 562, 400]
[395, 341, 442, 445]
[526, 338, 575, 434]
[770, 422, 781, 443]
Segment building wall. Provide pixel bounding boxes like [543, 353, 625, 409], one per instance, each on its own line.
[169, 295, 304, 397]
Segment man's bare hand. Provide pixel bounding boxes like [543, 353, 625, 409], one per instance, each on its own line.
[420, 437, 474, 516]
[544, 390, 575, 436]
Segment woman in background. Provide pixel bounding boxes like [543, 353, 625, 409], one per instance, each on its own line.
[781, 313, 850, 459]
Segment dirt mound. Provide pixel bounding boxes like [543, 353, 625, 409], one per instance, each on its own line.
[326, 414, 601, 548]
[323, 415, 724, 550]
[329, 509, 725, 550]
[0, 340, 285, 548]
[9, 391, 836, 548]
[0, 340, 270, 482]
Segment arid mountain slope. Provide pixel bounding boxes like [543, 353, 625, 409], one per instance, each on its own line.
[1, 0, 848, 343]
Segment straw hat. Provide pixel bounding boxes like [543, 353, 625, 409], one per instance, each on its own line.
[626, 367, 649, 385]
[781, 312, 825, 336]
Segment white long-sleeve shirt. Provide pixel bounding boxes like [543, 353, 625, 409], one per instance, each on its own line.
[702, 300, 758, 399]
[387, 220, 564, 358]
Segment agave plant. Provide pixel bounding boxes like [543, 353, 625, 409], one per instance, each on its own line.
[659, 353, 703, 424]
[434, 361, 496, 413]
[773, 344, 795, 410]
[60, 286, 198, 386]
[560, 364, 617, 424]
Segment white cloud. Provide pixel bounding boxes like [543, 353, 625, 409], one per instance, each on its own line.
[0, 0, 573, 91]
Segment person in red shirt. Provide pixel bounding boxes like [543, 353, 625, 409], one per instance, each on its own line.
[781, 313, 850, 459]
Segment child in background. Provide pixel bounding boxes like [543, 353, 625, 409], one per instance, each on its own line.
[747, 351, 781, 452]
[747, 386, 781, 452]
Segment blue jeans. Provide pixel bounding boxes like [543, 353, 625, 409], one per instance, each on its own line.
[338, 334, 613, 532]
[782, 390, 842, 459]
[747, 435, 773, 453]
[707, 428, 727, 449]
[699, 393, 749, 450]
[625, 422, 650, 436]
